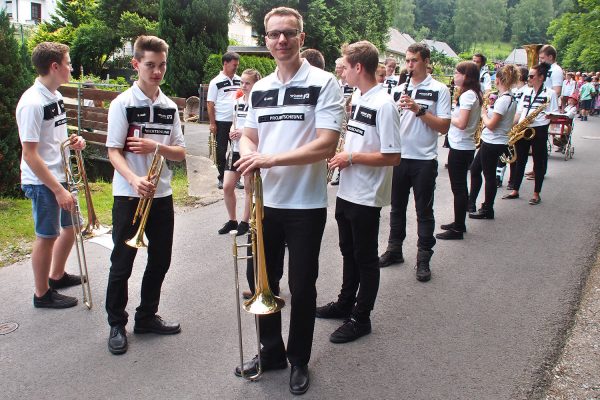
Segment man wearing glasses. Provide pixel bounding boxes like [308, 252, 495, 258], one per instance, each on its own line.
[234, 6, 344, 395]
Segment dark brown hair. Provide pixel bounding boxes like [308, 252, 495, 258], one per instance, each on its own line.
[456, 61, 483, 104]
[133, 35, 169, 61]
[342, 41, 379, 75]
[31, 42, 69, 76]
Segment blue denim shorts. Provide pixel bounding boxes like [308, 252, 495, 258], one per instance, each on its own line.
[22, 184, 77, 238]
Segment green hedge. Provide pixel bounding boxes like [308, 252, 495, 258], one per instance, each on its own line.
[203, 54, 276, 83]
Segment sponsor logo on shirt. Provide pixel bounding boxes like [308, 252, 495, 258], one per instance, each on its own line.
[216, 80, 233, 90]
[353, 106, 377, 126]
[283, 86, 320, 106]
[347, 125, 365, 136]
[144, 127, 172, 135]
[252, 89, 279, 108]
[126, 106, 151, 123]
[43, 101, 66, 120]
[414, 89, 439, 102]
[153, 107, 176, 125]
[258, 113, 305, 123]
[55, 118, 67, 127]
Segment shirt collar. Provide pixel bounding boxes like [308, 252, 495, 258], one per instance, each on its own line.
[411, 74, 432, 89]
[274, 58, 311, 85]
[34, 78, 59, 101]
[132, 82, 165, 104]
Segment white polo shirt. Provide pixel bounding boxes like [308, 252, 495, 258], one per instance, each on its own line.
[391, 74, 451, 160]
[245, 59, 344, 209]
[207, 71, 241, 122]
[481, 92, 517, 145]
[338, 79, 355, 100]
[382, 75, 399, 94]
[479, 69, 492, 92]
[517, 86, 559, 127]
[337, 84, 401, 208]
[231, 98, 248, 153]
[17, 79, 69, 185]
[545, 63, 564, 92]
[447, 90, 481, 150]
[106, 83, 185, 198]
[561, 79, 576, 97]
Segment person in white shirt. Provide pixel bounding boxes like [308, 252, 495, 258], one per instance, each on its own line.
[503, 62, 559, 205]
[468, 64, 520, 220]
[380, 43, 451, 282]
[233, 7, 344, 394]
[375, 63, 386, 84]
[207, 52, 241, 188]
[383, 57, 399, 94]
[217, 69, 261, 236]
[553, 95, 578, 152]
[300, 48, 325, 70]
[17, 42, 86, 309]
[436, 61, 482, 240]
[539, 45, 564, 102]
[561, 72, 576, 111]
[105, 36, 186, 355]
[473, 53, 492, 93]
[315, 41, 401, 343]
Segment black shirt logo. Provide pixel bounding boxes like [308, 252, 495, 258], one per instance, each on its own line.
[414, 89, 438, 102]
[347, 125, 365, 136]
[43, 101, 66, 121]
[153, 107, 176, 125]
[352, 106, 377, 126]
[258, 113, 305, 123]
[126, 106, 151, 123]
[216, 80, 233, 90]
[252, 89, 279, 108]
[283, 86, 321, 106]
[393, 90, 413, 103]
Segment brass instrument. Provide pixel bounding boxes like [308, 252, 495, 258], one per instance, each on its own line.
[327, 94, 353, 182]
[474, 91, 493, 148]
[60, 137, 92, 309]
[500, 99, 549, 164]
[208, 133, 217, 167]
[523, 44, 544, 69]
[125, 146, 165, 248]
[230, 171, 285, 380]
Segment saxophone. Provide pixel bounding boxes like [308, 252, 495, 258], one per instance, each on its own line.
[473, 92, 491, 149]
[500, 99, 549, 164]
[327, 94, 353, 182]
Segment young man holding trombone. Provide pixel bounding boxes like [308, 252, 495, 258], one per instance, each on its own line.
[17, 42, 86, 309]
[105, 35, 186, 355]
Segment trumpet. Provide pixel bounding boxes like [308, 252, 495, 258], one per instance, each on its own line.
[125, 146, 165, 248]
[60, 137, 92, 309]
[230, 170, 285, 380]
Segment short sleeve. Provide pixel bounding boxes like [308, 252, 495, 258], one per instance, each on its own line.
[169, 110, 186, 148]
[314, 75, 345, 132]
[206, 78, 218, 102]
[551, 66, 564, 89]
[435, 84, 451, 119]
[377, 100, 401, 154]
[459, 90, 477, 110]
[106, 98, 129, 149]
[17, 102, 44, 143]
[245, 88, 258, 130]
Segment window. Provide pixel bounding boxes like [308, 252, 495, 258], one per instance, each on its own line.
[6, 1, 13, 19]
[31, 3, 42, 24]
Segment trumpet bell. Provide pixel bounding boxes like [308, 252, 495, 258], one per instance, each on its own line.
[125, 234, 147, 248]
[243, 291, 285, 315]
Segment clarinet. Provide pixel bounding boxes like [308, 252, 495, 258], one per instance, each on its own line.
[399, 72, 412, 116]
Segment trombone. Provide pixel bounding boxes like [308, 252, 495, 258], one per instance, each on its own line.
[230, 170, 285, 380]
[60, 137, 92, 309]
[125, 146, 165, 248]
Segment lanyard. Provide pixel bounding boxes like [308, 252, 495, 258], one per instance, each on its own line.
[526, 86, 544, 116]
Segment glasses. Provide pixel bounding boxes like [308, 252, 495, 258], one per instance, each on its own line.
[266, 29, 300, 40]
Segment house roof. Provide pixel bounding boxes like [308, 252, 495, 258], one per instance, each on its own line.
[386, 28, 416, 56]
[422, 39, 458, 58]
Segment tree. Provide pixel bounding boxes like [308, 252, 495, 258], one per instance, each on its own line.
[510, 0, 554, 44]
[390, 0, 416, 34]
[548, 0, 600, 71]
[414, 0, 455, 40]
[159, 0, 230, 97]
[453, 0, 507, 51]
[0, 11, 33, 195]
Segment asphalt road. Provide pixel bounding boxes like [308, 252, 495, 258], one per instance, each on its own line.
[1, 118, 599, 400]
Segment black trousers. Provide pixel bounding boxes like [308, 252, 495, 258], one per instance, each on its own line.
[216, 121, 232, 182]
[106, 196, 174, 327]
[512, 125, 549, 193]
[257, 207, 326, 366]
[470, 142, 508, 209]
[335, 197, 381, 321]
[447, 147, 475, 231]
[387, 158, 438, 253]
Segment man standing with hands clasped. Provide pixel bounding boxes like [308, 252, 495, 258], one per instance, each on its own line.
[381, 43, 451, 282]
[316, 40, 401, 343]
[234, 7, 344, 395]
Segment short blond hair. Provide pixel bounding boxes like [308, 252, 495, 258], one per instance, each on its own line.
[133, 35, 169, 61]
[342, 41, 379, 75]
[264, 7, 303, 32]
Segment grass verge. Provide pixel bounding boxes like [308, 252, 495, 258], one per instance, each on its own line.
[0, 167, 194, 268]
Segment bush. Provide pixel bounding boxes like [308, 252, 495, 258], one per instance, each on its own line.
[202, 54, 276, 83]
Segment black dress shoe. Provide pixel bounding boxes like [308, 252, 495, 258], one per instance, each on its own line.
[315, 302, 351, 319]
[329, 318, 372, 343]
[440, 222, 466, 233]
[469, 208, 494, 219]
[435, 229, 463, 240]
[108, 326, 127, 355]
[236, 221, 249, 236]
[133, 315, 181, 335]
[502, 192, 519, 199]
[290, 365, 310, 395]
[467, 202, 476, 213]
[234, 354, 287, 377]
[378, 251, 404, 268]
[49, 272, 85, 289]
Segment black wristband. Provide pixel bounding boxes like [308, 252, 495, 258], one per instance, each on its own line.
[416, 106, 426, 117]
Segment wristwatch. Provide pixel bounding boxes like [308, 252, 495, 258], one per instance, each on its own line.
[415, 105, 427, 117]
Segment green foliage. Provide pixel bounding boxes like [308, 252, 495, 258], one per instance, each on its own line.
[453, 0, 507, 50]
[390, 0, 416, 34]
[46, 0, 98, 30]
[510, 0, 554, 44]
[118, 11, 159, 40]
[0, 11, 33, 196]
[70, 21, 121, 75]
[159, 0, 231, 97]
[548, 0, 600, 71]
[203, 54, 276, 83]
[98, 0, 160, 27]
